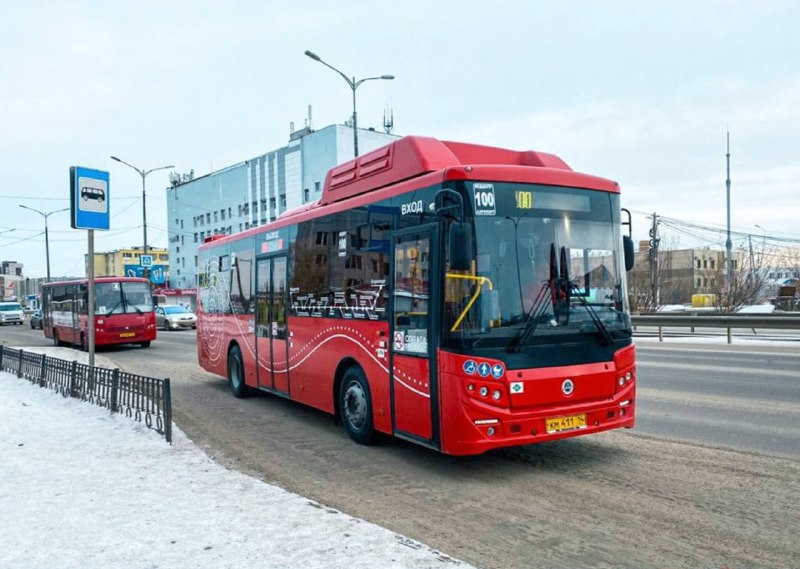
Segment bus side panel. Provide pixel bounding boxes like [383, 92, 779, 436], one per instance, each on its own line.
[196, 311, 236, 380]
[287, 316, 392, 435]
[229, 313, 258, 389]
[392, 355, 433, 439]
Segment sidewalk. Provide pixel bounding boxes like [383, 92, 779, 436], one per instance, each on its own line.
[0, 367, 470, 569]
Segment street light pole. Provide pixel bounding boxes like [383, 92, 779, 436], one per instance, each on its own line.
[18, 205, 69, 282]
[110, 156, 174, 257]
[304, 50, 394, 158]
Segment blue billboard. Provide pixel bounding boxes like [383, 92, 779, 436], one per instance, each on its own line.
[124, 264, 167, 285]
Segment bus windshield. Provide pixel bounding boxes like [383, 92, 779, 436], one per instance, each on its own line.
[445, 183, 631, 349]
[95, 282, 154, 315]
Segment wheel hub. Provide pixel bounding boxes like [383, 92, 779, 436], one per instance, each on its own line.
[344, 383, 367, 430]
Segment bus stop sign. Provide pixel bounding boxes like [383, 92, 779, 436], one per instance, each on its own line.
[70, 166, 110, 230]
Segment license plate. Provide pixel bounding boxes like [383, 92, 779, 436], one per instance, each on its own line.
[546, 413, 587, 433]
[119, 332, 136, 338]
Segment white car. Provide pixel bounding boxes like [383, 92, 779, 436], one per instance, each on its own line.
[0, 302, 24, 325]
[155, 305, 197, 330]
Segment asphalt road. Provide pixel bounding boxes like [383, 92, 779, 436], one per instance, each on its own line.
[2, 324, 799, 569]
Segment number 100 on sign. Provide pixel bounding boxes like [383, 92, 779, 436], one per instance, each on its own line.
[473, 183, 496, 216]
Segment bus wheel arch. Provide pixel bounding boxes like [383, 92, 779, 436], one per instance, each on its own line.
[227, 341, 248, 398]
[335, 360, 377, 445]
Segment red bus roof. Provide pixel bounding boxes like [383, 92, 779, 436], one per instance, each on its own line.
[321, 136, 584, 206]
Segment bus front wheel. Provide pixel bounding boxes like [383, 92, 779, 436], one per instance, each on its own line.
[339, 367, 376, 445]
[227, 345, 248, 398]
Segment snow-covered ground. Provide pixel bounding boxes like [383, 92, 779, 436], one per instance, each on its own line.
[1, 362, 470, 569]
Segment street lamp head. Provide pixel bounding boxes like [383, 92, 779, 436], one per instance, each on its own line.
[304, 50, 321, 62]
[381, 75, 395, 80]
[110, 156, 121, 162]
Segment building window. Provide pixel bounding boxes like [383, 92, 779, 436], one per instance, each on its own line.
[194, 233, 198, 243]
[214, 211, 218, 222]
[193, 217, 197, 227]
[303, 188, 310, 202]
[261, 199, 267, 212]
[696, 259, 701, 269]
[315, 181, 321, 193]
[280, 194, 286, 207]
[703, 259, 707, 269]
[194, 255, 198, 267]
[270, 197, 276, 210]
[176, 246, 180, 254]
[221, 209, 226, 220]
[710, 259, 715, 269]
[228, 207, 232, 218]
[315, 231, 328, 245]
[206, 213, 211, 224]
[697, 278, 701, 287]
[180, 236, 184, 246]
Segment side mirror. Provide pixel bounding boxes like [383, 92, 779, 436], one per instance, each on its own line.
[623, 235, 635, 272]
[449, 222, 473, 272]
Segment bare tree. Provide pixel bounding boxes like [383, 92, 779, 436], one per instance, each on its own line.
[705, 242, 775, 312]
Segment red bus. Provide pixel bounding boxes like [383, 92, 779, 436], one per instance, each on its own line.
[196, 136, 636, 455]
[42, 277, 157, 349]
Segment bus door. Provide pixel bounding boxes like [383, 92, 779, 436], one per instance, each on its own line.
[390, 225, 440, 447]
[255, 255, 290, 395]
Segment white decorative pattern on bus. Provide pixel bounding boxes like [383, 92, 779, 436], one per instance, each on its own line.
[254, 325, 430, 399]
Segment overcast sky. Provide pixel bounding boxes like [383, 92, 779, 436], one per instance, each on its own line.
[2, 1, 798, 278]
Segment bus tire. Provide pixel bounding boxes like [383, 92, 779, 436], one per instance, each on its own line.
[80, 334, 88, 352]
[228, 345, 248, 398]
[339, 366, 376, 445]
[52, 330, 61, 347]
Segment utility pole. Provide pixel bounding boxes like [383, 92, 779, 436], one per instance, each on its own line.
[725, 130, 733, 292]
[649, 212, 660, 309]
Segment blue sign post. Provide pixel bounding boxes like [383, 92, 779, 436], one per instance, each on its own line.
[70, 166, 110, 230]
[70, 166, 111, 368]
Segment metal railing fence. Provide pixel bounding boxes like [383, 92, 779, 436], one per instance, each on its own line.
[0, 346, 172, 442]
[631, 314, 800, 344]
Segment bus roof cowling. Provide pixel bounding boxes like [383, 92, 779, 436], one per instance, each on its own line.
[320, 136, 572, 206]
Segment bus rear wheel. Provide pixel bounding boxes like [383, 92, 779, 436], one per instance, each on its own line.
[227, 345, 248, 398]
[339, 367, 376, 445]
[52, 330, 61, 347]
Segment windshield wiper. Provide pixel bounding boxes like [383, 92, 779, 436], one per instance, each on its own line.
[105, 299, 123, 315]
[568, 282, 614, 345]
[508, 243, 559, 353]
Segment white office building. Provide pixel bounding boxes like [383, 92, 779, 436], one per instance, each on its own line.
[166, 124, 398, 289]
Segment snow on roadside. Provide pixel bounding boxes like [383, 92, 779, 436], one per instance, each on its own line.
[0, 367, 471, 569]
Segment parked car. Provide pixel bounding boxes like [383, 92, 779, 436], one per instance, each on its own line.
[29, 309, 43, 329]
[0, 301, 24, 325]
[155, 305, 197, 330]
